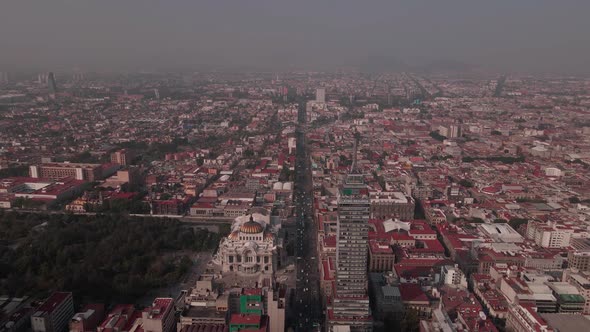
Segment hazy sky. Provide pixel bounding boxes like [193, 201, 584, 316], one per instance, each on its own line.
[1, 0, 589, 73]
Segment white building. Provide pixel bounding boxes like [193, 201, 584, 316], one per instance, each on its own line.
[440, 264, 467, 288]
[526, 221, 574, 248]
[214, 214, 279, 274]
[544, 167, 562, 177]
[478, 223, 524, 243]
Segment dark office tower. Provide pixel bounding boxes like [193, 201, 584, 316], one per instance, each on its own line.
[48, 72, 58, 94]
[328, 136, 372, 332]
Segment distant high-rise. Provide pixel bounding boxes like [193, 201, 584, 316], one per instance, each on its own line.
[38, 73, 48, 84]
[111, 149, 134, 166]
[48, 72, 58, 95]
[316, 87, 326, 103]
[72, 72, 85, 81]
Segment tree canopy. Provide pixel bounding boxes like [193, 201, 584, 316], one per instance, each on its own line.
[0, 211, 223, 303]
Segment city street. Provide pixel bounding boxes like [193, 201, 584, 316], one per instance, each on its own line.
[292, 98, 322, 331]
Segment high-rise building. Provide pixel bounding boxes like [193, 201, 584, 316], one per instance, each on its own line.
[48, 72, 58, 95]
[328, 169, 372, 331]
[31, 292, 75, 332]
[449, 124, 462, 138]
[38, 73, 49, 84]
[316, 88, 326, 104]
[110, 149, 134, 166]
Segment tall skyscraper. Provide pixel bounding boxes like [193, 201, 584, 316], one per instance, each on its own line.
[316, 87, 326, 103]
[48, 72, 58, 95]
[38, 73, 48, 84]
[328, 136, 372, 332]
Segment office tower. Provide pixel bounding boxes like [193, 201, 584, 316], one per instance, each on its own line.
[72, 72, 85, 81]
[0, 72, 8, 83]
[48, 72, 58, 94]
[154, 88, 160, 99]
[316, 87, 326, 103]
[31, 292, 75, 332]
[449, 124, 462, 138]
[38, 73, 48, 84]
[111, 149, 133, 166]
[329, 136, 372, 332]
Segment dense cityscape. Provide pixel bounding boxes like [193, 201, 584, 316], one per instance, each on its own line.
[0, 69, 589, 332]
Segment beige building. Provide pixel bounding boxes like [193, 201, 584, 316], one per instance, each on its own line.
[141, 298, 175, 332]
[30, 162, 117, 181]
[266, 287, 286, 332]
[568, 238, 590, 272]
[110, 149, 134, 166]
[369, 191, 415, 220]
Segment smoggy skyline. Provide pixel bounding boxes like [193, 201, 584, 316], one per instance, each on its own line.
[1, 0, 589, 74]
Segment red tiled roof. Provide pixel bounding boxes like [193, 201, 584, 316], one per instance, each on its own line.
[230, 314, 261, 325]
[36, 292, 71, 315]
[399, 284, 429, 302]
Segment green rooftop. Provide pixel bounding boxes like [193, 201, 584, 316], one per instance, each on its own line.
[558, 293, 585, 303]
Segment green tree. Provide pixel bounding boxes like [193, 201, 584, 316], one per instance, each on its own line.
[569, 196, 581, 204]
[459, 179, 473, 188]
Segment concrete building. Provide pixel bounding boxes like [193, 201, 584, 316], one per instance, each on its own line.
[564, 271, 590, 314]
[31, 292, 75, 332]
[178, 280, 228, 328]
[97, 304, 138, 332]
[478, 223, 524, 243]
[369, 191, 415, 220]
[316, 88, 326, 104]
[526, 221, 574, 248]
[141, 298, 175, 332]
[368, 240, 394, 273]
[568, 238, 590, 272]
[265, 287, 286, 332]
[69, 304, 105, 332]
[506, 304, 554, 332]
[29, 162, 116, 181]
[547, 282, 585, 314]
[110, 149, 134, 166]
[440, 264, 467, 288]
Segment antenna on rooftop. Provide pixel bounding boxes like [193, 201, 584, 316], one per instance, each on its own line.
[351, 128, 361, 173]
